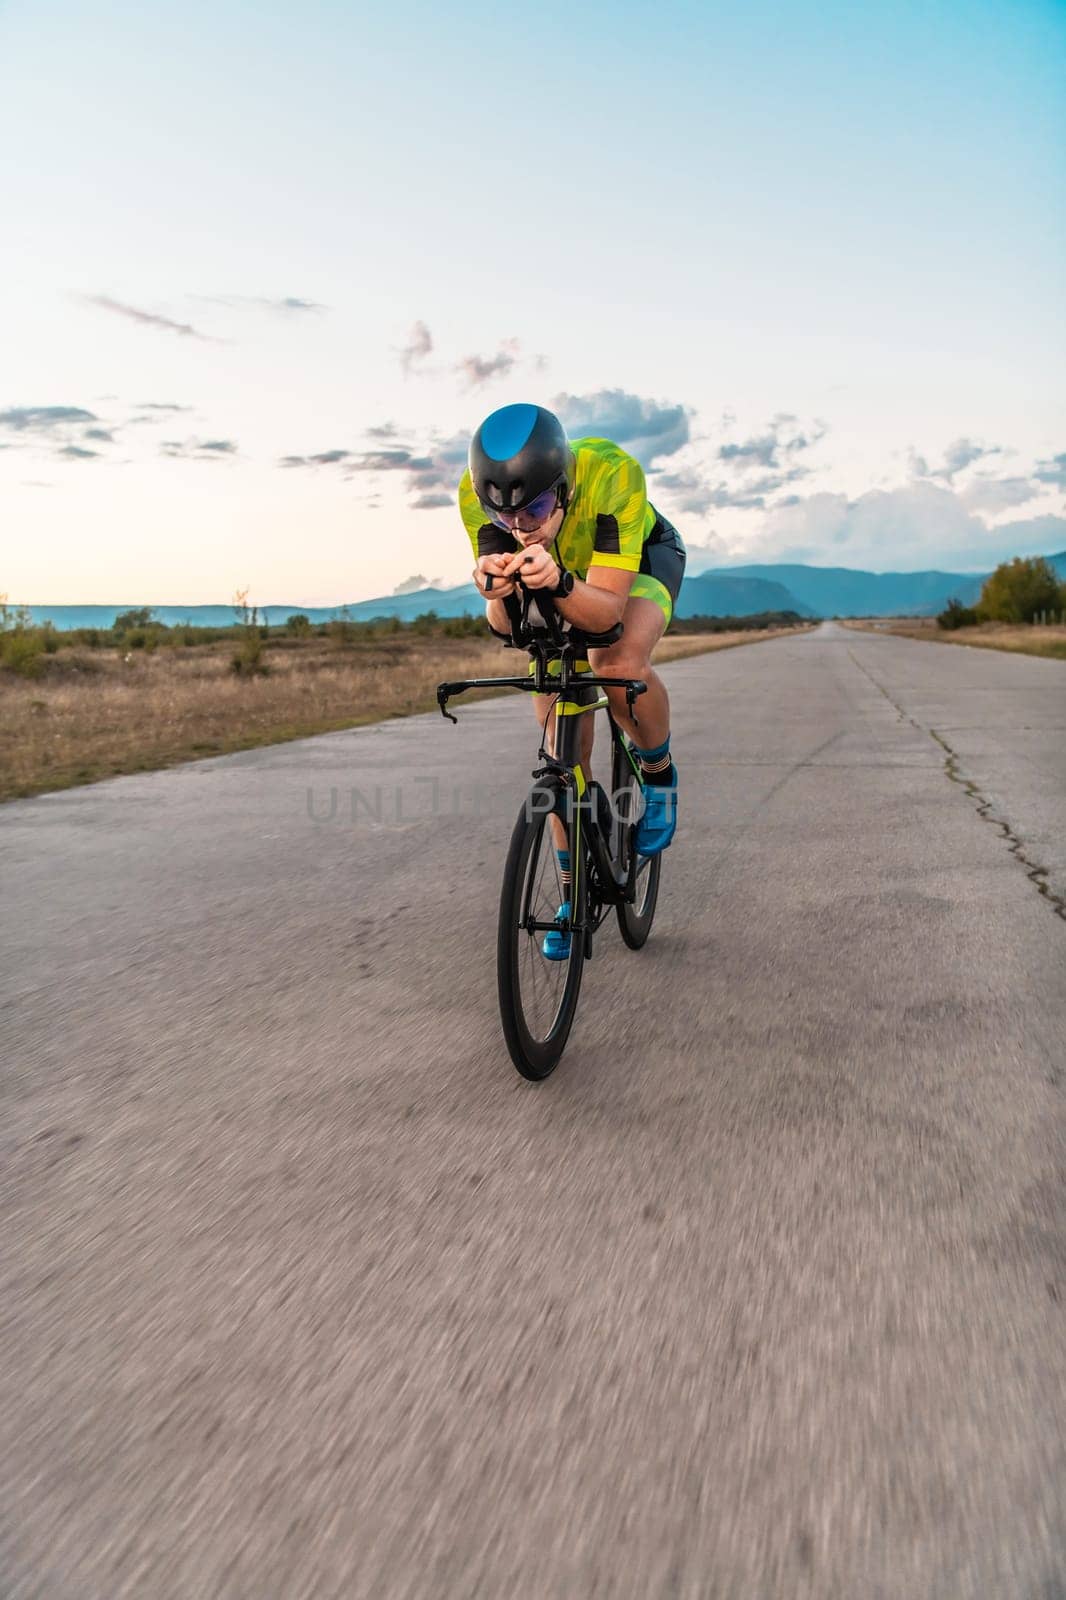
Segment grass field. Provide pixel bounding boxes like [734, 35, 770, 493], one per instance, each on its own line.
[842, 617, 1066, 661]
[0, 624, 811, 802]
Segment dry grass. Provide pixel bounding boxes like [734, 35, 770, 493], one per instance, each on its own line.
[842, 617, 1066, 660]
[0, 625, 811, 801]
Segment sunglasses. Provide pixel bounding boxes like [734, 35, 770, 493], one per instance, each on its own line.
[480, 479, 564, 532]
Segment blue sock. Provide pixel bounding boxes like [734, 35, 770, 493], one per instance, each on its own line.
[556, 849, 571, 900]
[635, 736, 673, 787]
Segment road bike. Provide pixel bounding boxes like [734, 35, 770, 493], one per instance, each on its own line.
[437, 579, 662, 1080]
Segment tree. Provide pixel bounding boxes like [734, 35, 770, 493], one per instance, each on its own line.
[937, 597, 979, 630]
[231, 587, 266, 673]
[977, 557, 1065, 624]
[113, 607, 156, 631]
[285, 613, 312, 636]
[232, 588, 260, 628]
[0, 594, 33, 632]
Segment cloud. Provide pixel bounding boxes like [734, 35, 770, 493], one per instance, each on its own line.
[280, 448, 351, 468]
[369, 449, 431, 471]
[652, 469, 764, 515]
[0, 405, 97, 433]
[717, 414, 827, 472]
[81, 295, 217, 340]
[194, 294, 326, 314]
[136, 402, 193, 412]
[1034, 451, 1066, 490]
[958, 475, 1040, 516]
[399, 320, 433, 375]
[912, 437, 1002, 483]
[552, 389, 690, 462]
[298, 425, 467, 510]
[161, 437, 238, 460]
[83, 427, 114, 442]
[455, 338, 521, 388]
[276, 431, 465, 510]
[937, 437, 1000, 480]
[57, 444, 99, 459]
[393, 574, 445, 594]
[756, 481, 1066, 570]
[648, 413, 823, 515]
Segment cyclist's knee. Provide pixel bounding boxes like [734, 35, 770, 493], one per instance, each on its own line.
[588, 643, 650, 679]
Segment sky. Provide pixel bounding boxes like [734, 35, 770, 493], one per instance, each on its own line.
[1, 0, 1064, 605]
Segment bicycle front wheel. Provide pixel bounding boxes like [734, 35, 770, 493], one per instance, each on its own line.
[497, 788, 586, 1080]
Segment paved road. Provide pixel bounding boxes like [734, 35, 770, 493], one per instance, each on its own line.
[2, 622, 1064, 1599]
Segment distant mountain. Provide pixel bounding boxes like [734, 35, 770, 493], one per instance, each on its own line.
[345, 585, 480, 622]
[22, 593, 484, 630]
[26, 577, 809, 630]
[24, 552, 1066, 631]
[674, 574, 814, 619]
[23, 603, 319, 630]
[685, 561, 988, 617]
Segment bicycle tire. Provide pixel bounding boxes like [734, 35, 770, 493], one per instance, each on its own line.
[497, 788, 586, 1080]
[611, 739, 662, 950]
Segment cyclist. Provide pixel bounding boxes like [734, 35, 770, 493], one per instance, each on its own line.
[459, 403, 686, 952]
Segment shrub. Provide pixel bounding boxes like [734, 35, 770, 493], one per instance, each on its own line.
[0, 595, 33, 632]
[937, 597, 979, 630]
[442, 615, 485, 638]
[977, 557, 1064, 624]
[327, 610, 357, 647]
[285, 613, 312, 636]
[112, 607, 156, 632]
[1, 631, 45, 677]
[231, 632, 267, 675]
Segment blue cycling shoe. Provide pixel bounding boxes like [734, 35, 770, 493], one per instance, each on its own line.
[635, 764, 679, 856]
[542, 901, 572, 961]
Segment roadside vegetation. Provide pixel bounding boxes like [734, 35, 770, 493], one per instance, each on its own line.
[844, 556, 1066, 660]
[0, 599, 811, 800]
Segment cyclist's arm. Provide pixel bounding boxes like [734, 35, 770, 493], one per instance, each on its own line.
[556, 567, 633, 630]
[565, 449, 647, 628]
[486, 595, 512, 635]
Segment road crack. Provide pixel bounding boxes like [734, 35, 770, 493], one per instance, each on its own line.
[847, 649, 1066, 923]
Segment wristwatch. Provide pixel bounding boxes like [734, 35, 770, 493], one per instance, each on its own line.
[550, 567, 575, 599]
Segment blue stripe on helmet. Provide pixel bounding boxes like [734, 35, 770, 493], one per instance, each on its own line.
[479, 403, 538, 463]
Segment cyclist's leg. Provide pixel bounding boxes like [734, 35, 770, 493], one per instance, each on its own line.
[532, 693, 595, 955]
[586, 595, 669, 747]
[532, 692, 595, 848]
[588, 567, 682, 854]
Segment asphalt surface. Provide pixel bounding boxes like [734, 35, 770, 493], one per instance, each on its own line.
[2, 621, 1064, 1599]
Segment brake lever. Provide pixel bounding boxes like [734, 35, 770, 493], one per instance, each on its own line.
[436, 686, 458, 724]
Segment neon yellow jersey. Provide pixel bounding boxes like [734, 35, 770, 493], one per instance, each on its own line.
[458, 436, 657, 578]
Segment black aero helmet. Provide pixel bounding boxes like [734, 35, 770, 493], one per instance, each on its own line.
[469, 403, 573, 513]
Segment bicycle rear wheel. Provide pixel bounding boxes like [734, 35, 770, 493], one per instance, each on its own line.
[497, 788, 586, 1080]
[611, 737, 662, 950]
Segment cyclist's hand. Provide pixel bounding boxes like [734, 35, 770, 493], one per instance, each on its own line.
[473, 555, 516, 600]
[502, 545, 560, 591]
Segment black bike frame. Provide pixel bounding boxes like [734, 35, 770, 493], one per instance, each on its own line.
[436, 581, 649, 912]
